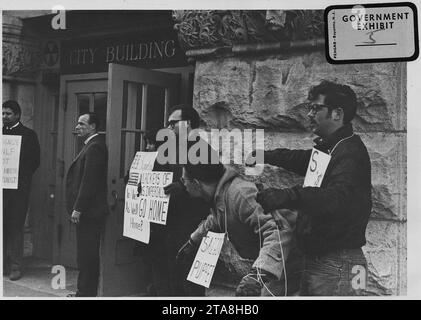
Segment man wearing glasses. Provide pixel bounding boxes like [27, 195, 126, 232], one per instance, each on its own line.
[145, 105, 209, 296]
[247, 80, 372, 296]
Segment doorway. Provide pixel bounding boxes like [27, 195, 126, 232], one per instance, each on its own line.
[55, 64, 185, 296]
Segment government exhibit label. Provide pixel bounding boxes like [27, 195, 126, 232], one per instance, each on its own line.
[325, 2, 419, 63]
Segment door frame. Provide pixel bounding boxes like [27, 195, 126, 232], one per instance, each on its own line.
[53, 72, 108, 266]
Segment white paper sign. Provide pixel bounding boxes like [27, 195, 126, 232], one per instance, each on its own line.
[123, 152, 158, 243]
[135, 171, 173, 225]
[187, 232, 225, 288]
[303, 148, 331, 188]
[123, 187, 151, 244]
[123, 152, 173, 243]
[130, 151, 157, 172]
[2, 135, 22, 189]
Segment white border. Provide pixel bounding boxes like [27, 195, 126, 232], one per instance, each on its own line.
[1, 0, 420, 300]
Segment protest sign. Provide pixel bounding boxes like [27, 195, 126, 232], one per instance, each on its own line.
[123, 152, 157, 243]
[123, 152, 173, 243]
[303, 148, 331, 188]
[2, 135, 22, 189]
[187, 232, 225, 288]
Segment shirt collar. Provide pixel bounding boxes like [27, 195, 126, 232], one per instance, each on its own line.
[314, 123, 354, 153]
[84, 133, 99, 145]
[4, 122, 20, 130]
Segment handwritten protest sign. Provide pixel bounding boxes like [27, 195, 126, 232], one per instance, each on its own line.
[187, 232, 225, 288]
[135, 170, 173, 225]
[2, 135, 22, 189]
[303, 148, 331, 188]
[123, 152, 173, 243]
[123, 152, 157, 243]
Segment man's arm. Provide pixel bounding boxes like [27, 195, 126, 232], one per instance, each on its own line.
[264, 148, 312, 177]
[190, 210, 220, 244]
[232, 184, 293, 280]
[73, 143, 107, 214]
[29, 130, 41, 174]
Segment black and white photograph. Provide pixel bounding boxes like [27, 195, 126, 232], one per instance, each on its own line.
[1, 0, 420, 301]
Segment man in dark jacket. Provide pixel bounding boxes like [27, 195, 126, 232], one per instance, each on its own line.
[143, 105, 209, 296]
[250, 80, 372, 296]
[65, 112, 108, 297]
[3, 100, 40, 281]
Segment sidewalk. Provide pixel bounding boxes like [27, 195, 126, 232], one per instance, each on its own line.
[3, 257, 235, 297]
[3, 257, 78, 298]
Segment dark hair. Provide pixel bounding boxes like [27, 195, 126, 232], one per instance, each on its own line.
[2, 100, 21, 118]
[169, 104, 200, 129]
[144, 129, 158, 144]
[308, 80, 357, 123]
[83, 112, 100, 131]
[184, 143, 224, 183]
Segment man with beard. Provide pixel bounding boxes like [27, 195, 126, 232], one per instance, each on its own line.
[248, 80, 372, 296]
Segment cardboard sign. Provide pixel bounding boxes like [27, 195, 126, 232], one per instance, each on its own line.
[303, 148, 331, 188]
[187, 232, 225, 288]
[130, 151, 158, 172]
[2, 135, 22, 189]
[123, 180, 151, 244]
[123, 152, 157, 243]
[123, 152, 173, 243]
[135, 170, 173, 225]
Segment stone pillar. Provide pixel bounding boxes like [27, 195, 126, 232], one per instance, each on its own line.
[2, 12, 41, 128]
[174, 10, 407, 295]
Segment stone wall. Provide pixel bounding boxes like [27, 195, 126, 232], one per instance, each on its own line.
[193, 51, 407, 295]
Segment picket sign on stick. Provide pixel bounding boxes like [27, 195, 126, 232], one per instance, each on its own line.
[187, 232, 225, 288]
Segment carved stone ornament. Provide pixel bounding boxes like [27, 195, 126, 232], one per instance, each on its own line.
[3, 41, 41, 78]
[172, 10, 324, 50]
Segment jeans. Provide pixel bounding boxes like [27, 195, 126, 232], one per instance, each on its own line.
[300, 248, 368, 296]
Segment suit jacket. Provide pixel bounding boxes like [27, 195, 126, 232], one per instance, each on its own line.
[3, 122, 40, 191]
[65, 134, 109, 222]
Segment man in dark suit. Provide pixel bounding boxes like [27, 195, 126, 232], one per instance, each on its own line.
[3, 100, 40, 281]
[65, 112, 108, 297]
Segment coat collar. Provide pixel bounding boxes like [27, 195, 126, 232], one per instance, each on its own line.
[213, 166, 238, 207]
[72, 134, 101, 164]
[313, 123, 354, 153]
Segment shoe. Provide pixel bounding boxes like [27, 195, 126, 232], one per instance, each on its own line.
[9, 269, 22, 281]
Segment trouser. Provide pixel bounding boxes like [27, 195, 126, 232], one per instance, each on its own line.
[300, 248, 368, 296]
[76, 219, 103, 297]
[261, 244, 305, 297]
[3, 188, 31, 271]
[146, 228, 205, 297]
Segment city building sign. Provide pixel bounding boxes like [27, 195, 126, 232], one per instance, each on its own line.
[61, 32, 188, 74]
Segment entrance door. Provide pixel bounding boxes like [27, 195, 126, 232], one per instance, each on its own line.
[99, 64, 180, 296]
[54, 74, 108, 268]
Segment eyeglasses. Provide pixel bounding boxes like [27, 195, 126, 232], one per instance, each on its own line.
[307, 103, 335, 114]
